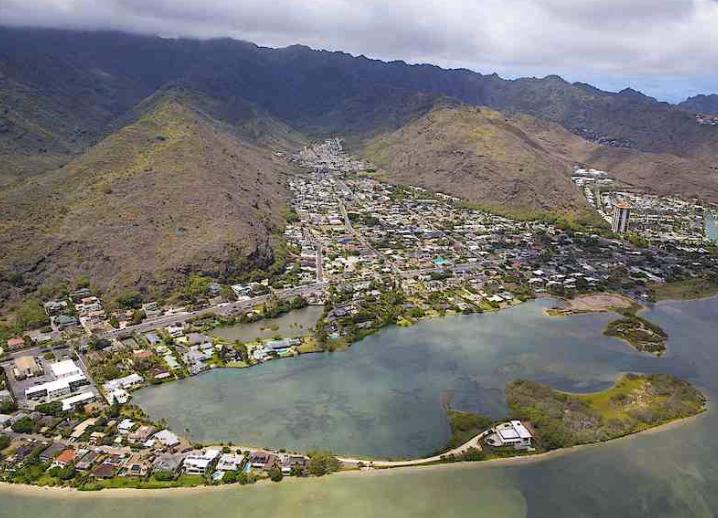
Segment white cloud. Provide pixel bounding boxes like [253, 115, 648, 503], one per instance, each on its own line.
[1, 0, 718, 100]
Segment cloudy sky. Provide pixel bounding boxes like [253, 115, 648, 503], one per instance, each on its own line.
[2, 0, 718, 101]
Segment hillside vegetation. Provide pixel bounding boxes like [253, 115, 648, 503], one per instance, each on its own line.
[0, 95, 289, 306]
[363, 106, 596, 217]
[508, 374, 706, 450]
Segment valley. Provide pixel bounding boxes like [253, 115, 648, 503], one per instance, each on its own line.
[1, 26, 718, 514]
[1, 138, 717, 493]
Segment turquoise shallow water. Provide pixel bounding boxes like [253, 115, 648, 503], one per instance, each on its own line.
[134, 299, 684, 458]
[3, 296, 718, 517]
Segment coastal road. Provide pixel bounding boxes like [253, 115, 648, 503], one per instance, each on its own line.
[337, 431, 489, 468]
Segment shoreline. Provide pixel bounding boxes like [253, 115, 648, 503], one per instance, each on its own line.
[0, 407, 706, 499]
[2, 294, 710, 499]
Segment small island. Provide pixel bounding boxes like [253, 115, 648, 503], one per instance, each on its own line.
[603, 315, 667, 355]
[505, 373, 705, 450]
[547, 293, 668, 355]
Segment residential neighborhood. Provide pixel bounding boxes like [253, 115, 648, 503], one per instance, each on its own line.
[1, 139, 717, 489]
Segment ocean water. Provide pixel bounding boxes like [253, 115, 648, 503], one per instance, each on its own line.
[4, 296, 718, 517]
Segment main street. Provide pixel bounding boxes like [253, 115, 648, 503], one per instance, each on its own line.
[334, 179, 403, 278]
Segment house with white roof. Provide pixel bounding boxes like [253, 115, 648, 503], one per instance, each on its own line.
[216, 453, 244, 472]
[153, 429, 180, 447]
[485, 420, 534, 450]
[183, 449, 220, 475]
[50, 359, 83, 379]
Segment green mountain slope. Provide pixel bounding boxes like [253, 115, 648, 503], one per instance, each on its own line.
[0, 95, 289, 305]
[363, 105, 594, 217]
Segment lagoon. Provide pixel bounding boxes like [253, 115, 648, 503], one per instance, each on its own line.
[3, 296, 718, 517]
[134, 299, 682, 458]
[209, 305, 324, 343]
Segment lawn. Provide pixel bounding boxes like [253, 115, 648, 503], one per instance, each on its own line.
[573, 375, 647, 421]
[296, 335, 322, 353]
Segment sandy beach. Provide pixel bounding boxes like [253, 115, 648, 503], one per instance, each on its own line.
[0, 407, 706, 500]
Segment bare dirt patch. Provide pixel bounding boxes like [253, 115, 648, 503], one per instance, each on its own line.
[548, 293, 636, 316]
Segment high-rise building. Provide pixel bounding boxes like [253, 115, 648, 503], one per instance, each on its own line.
[612, 202, 631, 233]
[593, 184, 602, 210]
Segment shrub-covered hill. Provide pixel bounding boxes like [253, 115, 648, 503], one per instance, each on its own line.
[507, 374, 706, 450]
[0, 94, 289, 306]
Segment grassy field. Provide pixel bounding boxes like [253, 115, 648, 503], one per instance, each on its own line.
[507, 373, 706, 451]
[650, 278, 718, 301]
[296, 335, 322, 354]
[573, 376, 651, 421]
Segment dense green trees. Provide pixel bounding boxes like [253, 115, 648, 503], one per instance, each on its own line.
[14, 299, 49, 331]
[222, 471, 237, 484]
[446, 410, 493, 449]
[35, 400, 64, 416]
[267, 466, 284, 482]
[308, 451, 340, 476]
[0, 400, 18, 414]
[11, 416, 35, 434]
[116, 291, 143, 309]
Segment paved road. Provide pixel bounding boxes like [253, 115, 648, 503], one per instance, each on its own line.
[337, 431, 490, 468]
[0, 343, 71, 365]
[316, 246, 324, 282]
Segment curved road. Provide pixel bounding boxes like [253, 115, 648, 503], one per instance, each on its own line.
[337, 431, 489, 468]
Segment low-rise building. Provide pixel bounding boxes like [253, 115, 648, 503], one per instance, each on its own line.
[50, 359, 83, 379]
[53, 449, 76, 467]
[152, 453, 184, 476]
[61, 391, 95, 411]
[485, 420, 534, 450]
[25, 374, 90, 403]
[76, 450, 101, 470]
[122, 453, 152, 477]
[153, 429, 180, 448]
[103, 373, 144, 393]
[216, 453, 244, 472]
[13, 356, 43, 379]
[183, 449, 220, 475]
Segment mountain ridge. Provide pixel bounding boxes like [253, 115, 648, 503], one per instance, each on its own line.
[3, 26, 718, 173]
[2, 26, 718, 309]
[678, 94, 718, 116]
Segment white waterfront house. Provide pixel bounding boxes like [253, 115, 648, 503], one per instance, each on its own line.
[183, 449, 220, 475]
[486, 420, 534, 450]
